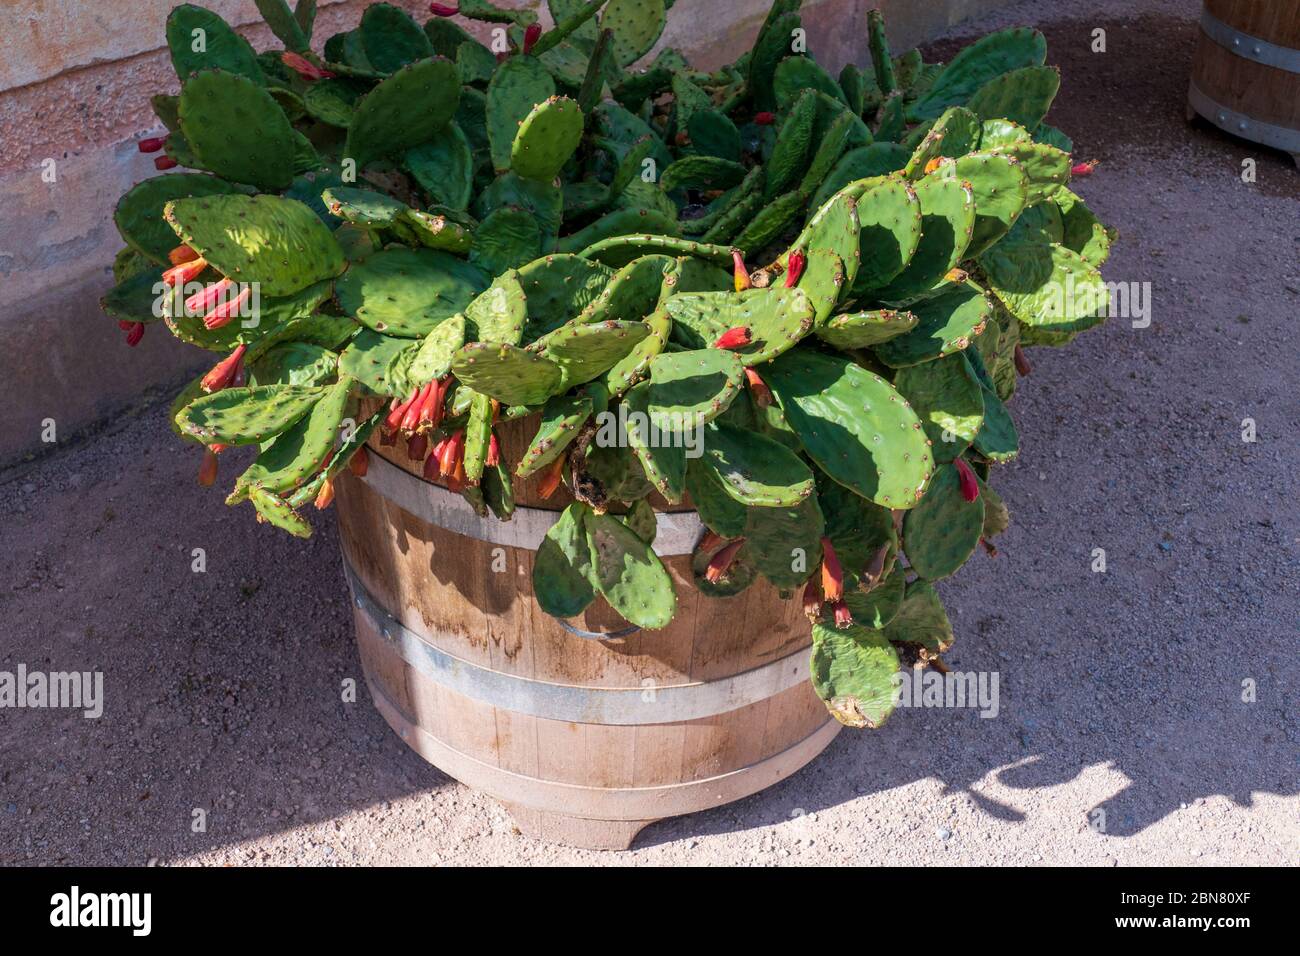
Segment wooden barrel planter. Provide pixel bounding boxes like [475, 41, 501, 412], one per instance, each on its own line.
[332, 415, 838, 850]
[1188, 0, 1300, 166]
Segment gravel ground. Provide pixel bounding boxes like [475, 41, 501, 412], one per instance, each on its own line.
[1, 0, 1296, 866]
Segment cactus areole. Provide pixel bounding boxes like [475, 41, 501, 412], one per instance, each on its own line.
[105, 0, 1112, 731]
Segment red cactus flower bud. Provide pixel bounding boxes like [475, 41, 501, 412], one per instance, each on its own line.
[429, 2, 458, 15]
[537, 453, 565, 499]
[125, 321, 145, 347]
[732, 249, 751, 291]
[523, 22, 542, 54]
[439, 429, 465, 478]
[446, 456, 469, 493]
[200, 343, 247, 393]
[704, 538, 745, 584]
[202, 284, 251, 330]
[418, 377, 448, 430]
[379, 429, 396, 447]
[486, 431, 501, 468]
[754, 111, 776, 125]
[954, 458, 980, 502]
[832, 599, 853, 628]
[315, 477, 335, 510]
[1013, 344, 1031, 377]
[785, 249, 806, 288]
[674, 131, 691, 147]
[281, 51, 335, 81]
[197, 448, 219, 486]
[1071, 160, 1098, 177]
[168, 244, 200, 266]
[185, 277, 234, 316]
[117, 320, 134, 331]
[162, 256, 207, 287]
[384, 393, 414, 433]
[698, 530, 724, 555]
[743, 367, 773, 407]
[802, 579, 822, 621]
[210, 443, 228, 454]
[348, 446, 369, 478]
[138, 135, 168, 154]
[407, 432, 429, 462]
[423, 447, 442, 480]
[402, 381, 434, 434]
[712, 325, 753, 349]
[820, 536, 843, 603]
[154, 156, 178, 170]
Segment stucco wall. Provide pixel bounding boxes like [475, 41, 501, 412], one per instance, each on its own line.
[0, 0, 1015, 465]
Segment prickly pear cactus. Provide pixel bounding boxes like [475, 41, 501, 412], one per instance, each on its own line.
[108, 0, 1112, 730]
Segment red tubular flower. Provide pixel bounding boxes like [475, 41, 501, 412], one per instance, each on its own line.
[162, 257, 207, 288]
[185, 277, 233, 315]
[281, 51, 335, 81]
[820, 536, 843, 603]
[429, 2, 458, 15]
[743, 367, 773, 407]
[754, 111, 776, 126]
[210, 443, 228, 454]
[168, 244, 200, 266]
[402, 381, 434, 434]
[802, 580, 822, 621]
[732, 249, 751, 291]
[197, 448, 219, 486]
[1013, 344, 1031, 377]
[537, 454, 565, 499]
[314, 477, 335, 510]
[712, 326, 752, 350]
[138, 135, 168, 154]
[486, 431, 501, 468]
[407, 432, 429, 462]
[1071, 160, 1098, 177]
[124, 321, 145, 347]
[202, 285, 251, 330]
[523, 22, 542, 54]
[348, 446, 369, 478]
[200, 343, 247, 393]
[704, 539, 745, 584]
[154, 156, 178, 170]
[954, 458, 980, 503]
[422, 447, 442, 480]
[384, 392, 415, 434]
[117, 320, 134, 331]
[438, 429, 465, 478]
[832, 599, 853, 629]
[418, 377, 449, 430]
[785, 249, 806, 288]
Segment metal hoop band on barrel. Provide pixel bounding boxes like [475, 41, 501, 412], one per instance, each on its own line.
[1200, 9, 1300, 73]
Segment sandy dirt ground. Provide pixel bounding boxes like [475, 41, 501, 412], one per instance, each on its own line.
[1, 0, 1296, 867]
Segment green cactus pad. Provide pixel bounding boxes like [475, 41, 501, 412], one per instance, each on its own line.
[816, 309, 917, 349]
[774, 56, 849, 109]
[881, 580, 953, 654]
[901, 106, 980, 179]
[581, 235, 734, 269]
[517, 254, 614, 340]
[810, 623, 899, 728]
[359, 3, 433, 73]
[451, 342, 564, 406]
[177, 384, 325, 445]
[167, 5, 264, 84]
[584, 510, 676, 629]
[321, 186, 408, 227]
[246, 342, 337, 388]
[236, 375, 353, 498]
[178, 70, 295, 190]
[517, 392, 594, 478]
[971, 383, 1019, 462]
[909, 27, 1046, 121]
[336, 247, 488, 338]
[873, 173, 976, 304]
[478, 172, 563, 246]
[557, 208, 682, 255]
[691, 538, 757, 598]
[842, 573, 905, 630]
[979, 237, 1108, 336]
[817, 474, 897, 571]
[601, 0, 666, 66]
[798, 110, 861, 200]
[1056, 188, 1113, 267]
[345, 57, 461, 168]
[903, 461, 984, 579]
[663, 288, 814, 366]
[603, 306, 670, 396]
[462, 390, 494, 485]
[465, 271, 527, 344]
[578, 255, 673, 324]
[979, 117, 1032, 149]
[948, 151, 1029, 257]
[403, 209, 473, 254]
[644, 348, 744, 430]
[766, 348, 933, 509]
[538, 320, 652, 389]
[749, 11, 802, 111]
[405, 123, 474, 211]
[408, 312, 467, 384]
[965, 65, 1060, 132]
[765, 90, 817, 200]
[892, 352, 985, 463]
[873, 283, 992, 367]
[249, 487, 313, 538]
[660, 156, 748, 192]
[850, 175, 922, 294]
[165, 193, 345, 297]
[486, 56, 556, 173]
[685, 457, 749, 538]
[533, 503, 598, 619]
[622, 381, 688, 502]
[511, 96, 584, 182]
[740, 492, 826, 589]
[114, 173, 240, 263]
[985, 141, 1070, 205]
[698, 420, 815, 507]
[100, 268, 168, 327]
[789, 190, 862, 294]
[338, 329, 417, 396]
[468, 208, 542, 274]
[687, 109, 742, 163]
[732, 190, 804, 255]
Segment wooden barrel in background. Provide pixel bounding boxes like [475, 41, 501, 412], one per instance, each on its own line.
[332, 415, 838, 850]
[1188, 0, 1300, 166]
